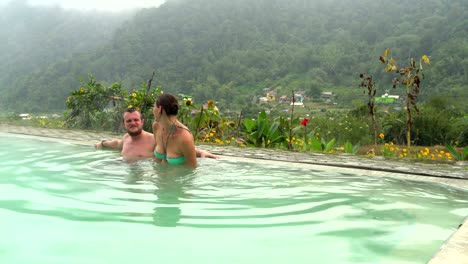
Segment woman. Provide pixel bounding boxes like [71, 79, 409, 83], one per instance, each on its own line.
[152, 93, 197, 167]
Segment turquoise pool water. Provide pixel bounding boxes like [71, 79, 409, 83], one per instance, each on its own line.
[0, 133, 467, 264]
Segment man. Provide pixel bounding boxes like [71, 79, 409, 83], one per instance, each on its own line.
[95, 108, 218, 160]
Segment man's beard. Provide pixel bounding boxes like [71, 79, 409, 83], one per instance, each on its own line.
[127, 128, 143, 137]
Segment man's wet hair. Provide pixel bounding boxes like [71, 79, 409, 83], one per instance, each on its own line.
[126, 107, 138, 114]
[123, 107, 143, 120]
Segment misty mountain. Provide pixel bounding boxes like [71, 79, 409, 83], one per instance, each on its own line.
[1, 0, 466, 112]
[0, 1, 132, 98]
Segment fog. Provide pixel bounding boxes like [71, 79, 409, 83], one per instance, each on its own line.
[0, 0, 165, 11]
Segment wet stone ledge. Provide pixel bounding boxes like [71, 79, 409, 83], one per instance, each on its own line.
[1, 123, 467, 180]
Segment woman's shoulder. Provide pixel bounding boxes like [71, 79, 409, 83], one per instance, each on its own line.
[171, 123, 191, 138]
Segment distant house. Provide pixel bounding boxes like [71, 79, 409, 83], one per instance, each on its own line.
[294, 93, 304, 102]
[375, 93, 400, 104]
[266, 92, 276, 101]
[259, 91, 276, 103]
[279, 95, 288, 102]
[18, 113, 31, 120]
[290, 102, 304, 107]
[320, 92, 335, 99]
[382, 93, 399, 99]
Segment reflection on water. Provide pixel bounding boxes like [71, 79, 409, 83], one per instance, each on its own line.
[1, 134, 468, 264]
[124, 162, 195, 227]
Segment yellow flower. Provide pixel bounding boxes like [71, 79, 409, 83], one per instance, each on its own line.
[128, 105, 133, 109]
[402, 148, 407, 153]
[207, 100, 215, 107]
[132, 92, 137, 97]
[422, 55, 431, 66]
[379, 133, 385, 139]
[185, 99, 193, 107]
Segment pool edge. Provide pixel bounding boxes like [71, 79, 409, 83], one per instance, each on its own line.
[427, 216, 468, 264]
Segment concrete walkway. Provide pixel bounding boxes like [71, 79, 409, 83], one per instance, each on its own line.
[1, 123, 467, 263]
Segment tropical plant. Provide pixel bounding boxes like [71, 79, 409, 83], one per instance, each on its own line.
[243, 111, 286, 148]
[64, 74, 127, 130]
[445, 145, 468, 161]
[344, 140, 360, 154]
[380, 48, 431, 148]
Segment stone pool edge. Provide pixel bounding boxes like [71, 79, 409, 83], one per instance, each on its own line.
[1, 124, 467, 264]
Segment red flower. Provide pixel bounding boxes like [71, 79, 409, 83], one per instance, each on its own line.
[301, 118, 309, 126]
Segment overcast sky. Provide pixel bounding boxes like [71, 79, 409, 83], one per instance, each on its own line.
[0, 0, 166, 11]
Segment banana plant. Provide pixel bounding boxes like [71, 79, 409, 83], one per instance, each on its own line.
[244, 111, 286, 148]
[344, 140, 360, 154]
[307, 135, 336, 153]
[445, 144, 468, 161]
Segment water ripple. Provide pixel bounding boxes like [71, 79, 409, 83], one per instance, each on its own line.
[1, 134, 468, 263]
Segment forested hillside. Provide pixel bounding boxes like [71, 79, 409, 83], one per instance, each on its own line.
[0, 1, 133, 111]
[1, 0, 466, 112]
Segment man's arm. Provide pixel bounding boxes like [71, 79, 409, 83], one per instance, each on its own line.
[196, 148, 219, 159]
[95, 139, 123, 150]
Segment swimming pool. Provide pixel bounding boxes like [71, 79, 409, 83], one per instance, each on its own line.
[0, 133, 467, 264]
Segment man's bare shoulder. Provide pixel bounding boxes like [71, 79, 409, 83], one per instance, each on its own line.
[122, 131, 154, 142]
[142, 130, 154, 137]
[122, 133, 130, 140]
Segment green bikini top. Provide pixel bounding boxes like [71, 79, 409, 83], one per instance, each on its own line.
[154, 123, 190, 165]
[154, 151, 187, 165]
